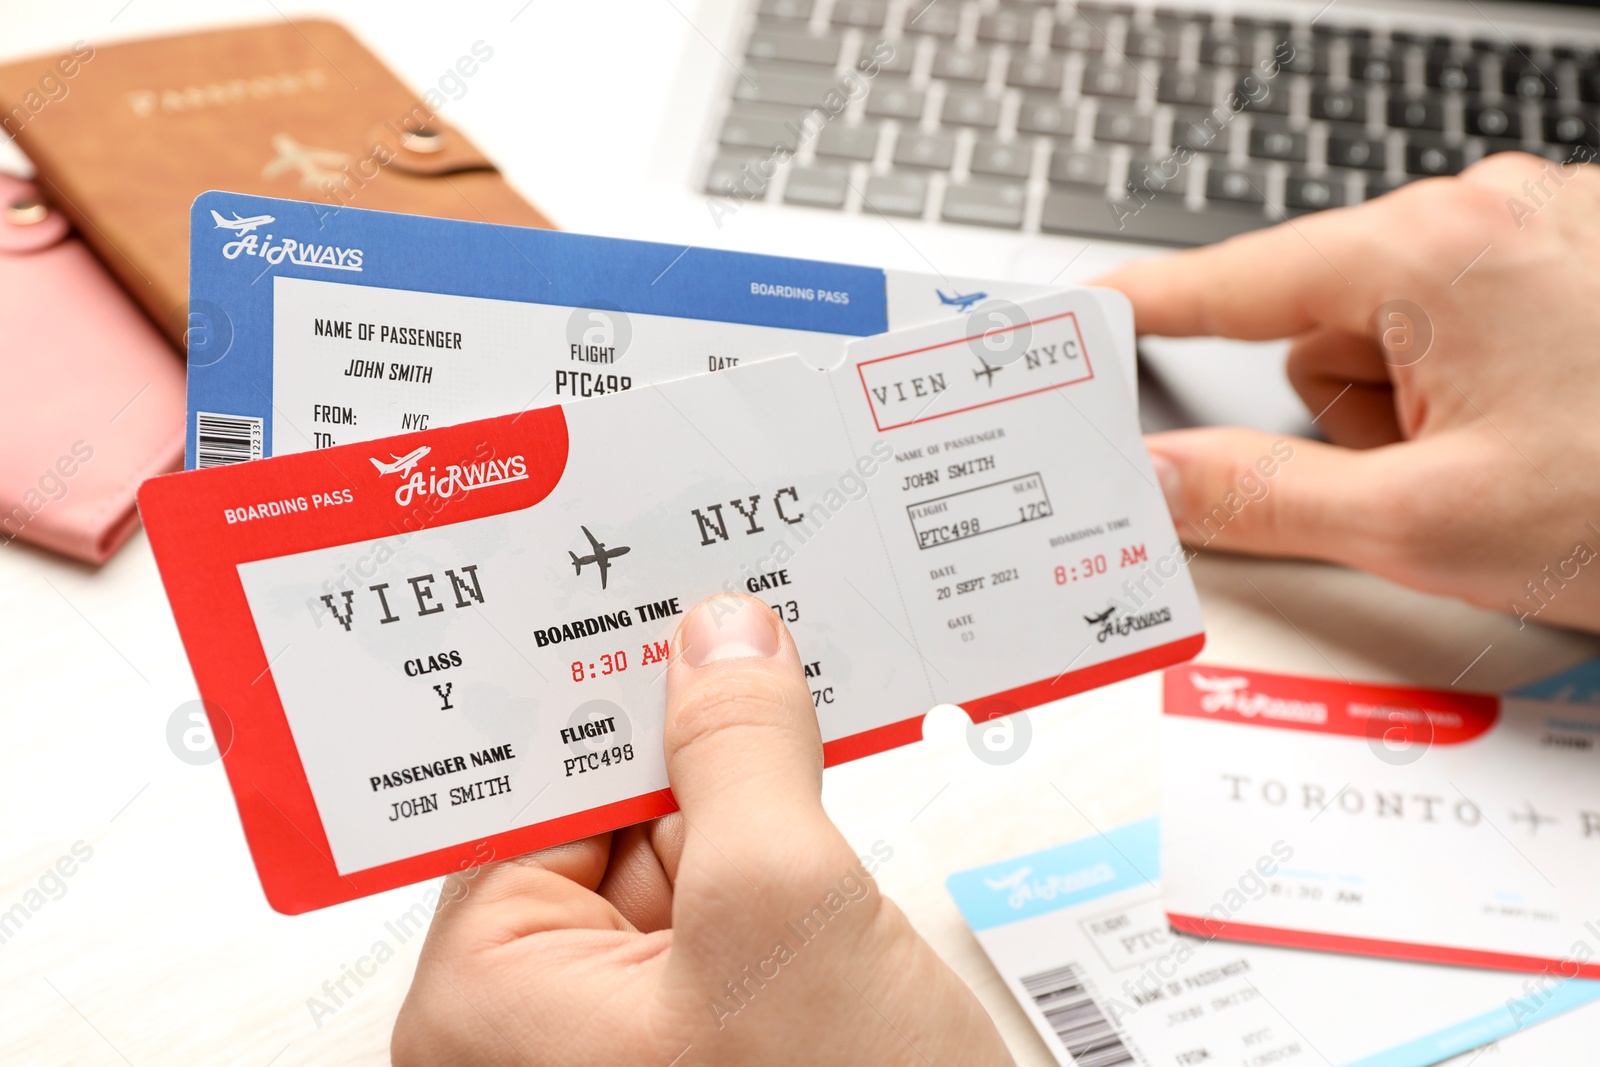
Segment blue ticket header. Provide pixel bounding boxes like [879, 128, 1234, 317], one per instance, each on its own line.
[185, 191, 889, 466]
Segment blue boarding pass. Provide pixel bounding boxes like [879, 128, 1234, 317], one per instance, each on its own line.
[948, 815, 1600, 1067]
[185, 191, 1132, 468]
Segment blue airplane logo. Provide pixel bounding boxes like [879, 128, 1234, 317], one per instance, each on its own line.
[937, 289, 987, 312]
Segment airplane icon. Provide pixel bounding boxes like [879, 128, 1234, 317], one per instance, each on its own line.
[982, 866, 1032, 891]
[261, 133, 352, 189]
[369, 446, 431, 478]
[210, 209, 276, 235]
[570, 525, 630, 590]
[937, 289, 988, 312]
[1509, 800, 1558, 835]
[1083, 607, 1117, 626]
[972, 362, 1003, 387]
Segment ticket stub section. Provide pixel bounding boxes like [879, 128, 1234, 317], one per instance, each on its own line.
[839, 291, 1203, 715]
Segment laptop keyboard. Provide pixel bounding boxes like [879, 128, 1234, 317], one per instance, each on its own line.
[704, 0, 1600, 245]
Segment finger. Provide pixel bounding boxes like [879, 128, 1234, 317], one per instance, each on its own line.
[1147, 426, 1404, 568]
[663, 594, 823, 850]
[650, 811, 686, 884]
[596, 823, 675, 932]
[1284, 328, 1404, 448]
[418, 837, 632, 957]
[1094, 207, 1383, 340]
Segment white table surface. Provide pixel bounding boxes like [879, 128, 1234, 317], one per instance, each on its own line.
[5, 3, 1600, 1064]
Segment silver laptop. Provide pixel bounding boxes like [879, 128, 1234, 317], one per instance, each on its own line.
[662, 0, 1599, 431]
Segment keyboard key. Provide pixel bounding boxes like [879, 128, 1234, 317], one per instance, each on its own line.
[1094, 107, 1154, 145]
[971, 138, 1033, 179]
[1286, 172, 1346, 210]
[704, 154, 767, 197]
[979, 10, 1034, 44]
[747, 30, 842, 66]
[1249, 125, 1308, 161]
[1465, 99, 1521, 139]
[1545, 111, 1599, 146]
[758, 0, 813, 18]
[1007, 55, 1064, 92]
[1583, 68, 1600, 105]
[783, 166, 849, 207]
[1159, 69, 1215, 108]
[831, 0, 887, 28]
[1365, 174, 1411, 199]
[816, 123, 879, 160]
[1040, 189, 1265, 244]
[1125, 28, 1179, 60]
[1405, 141, 1463, 175]
[1311, 23, 1371, 41]
[720, 112, 802, 152]
[1390, 30, 1452, 49]
[1426, 53, 1484, 92]
[1471, 37, 1532, 54]
[1504, 64, 1559, 101]
[1310, 83, 1367, 124]
[867, 83, 926, 119]
[1048, 146, 1112, 189]
[1078, 2, 1134, 17]
[1051, 18, 1105, 53]
[1271, 39, 1328, 77]
[943, 90, 1001, 127]
[857, 37, 914, 76]
[894, 130, 956, 168]
[933, 46, 990, 82]
[1236, 71, 1290, 114]
[1201, 33, 1249, 67]
[735, 70, 839, 108]
[1231, 15, 1291, 34]
[1017, 98, 1078, 137]
[1125, 154, 1186, 199]
[1327, 132, 1386, 170]
[1082, 61, 1140, 98]
[1172, 114, 1231, 153]
[1206, 166, 1267, 205]
[1388, 95, 1445, 131]
[1154, 7, 1213, 25]
[1350, 48, 1404, 83]
[863, 173, 927, 215]
[1075, 2, 1126, 33]
[903, 1, 959, 37]
[942, 182, 1027, 228]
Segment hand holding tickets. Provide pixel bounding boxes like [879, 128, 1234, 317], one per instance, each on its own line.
[391, 595, 1013, 1066]
[141, 266, 1202, 910]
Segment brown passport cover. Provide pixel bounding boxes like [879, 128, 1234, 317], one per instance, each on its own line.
[0, 20, 554, 346]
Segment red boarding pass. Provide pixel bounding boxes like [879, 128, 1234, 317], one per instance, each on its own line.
[1163, 665, 1600, 978]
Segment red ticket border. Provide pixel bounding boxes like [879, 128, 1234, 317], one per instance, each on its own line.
[855, 310, 1094, 432]
[1166, 913, 1600, 980]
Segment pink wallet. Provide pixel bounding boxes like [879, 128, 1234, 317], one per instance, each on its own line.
[0, 173, 185, 564]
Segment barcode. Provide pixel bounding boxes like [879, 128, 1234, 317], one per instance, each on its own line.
[195, 412, 264, 468]
[1021, 963, 1138, 1067]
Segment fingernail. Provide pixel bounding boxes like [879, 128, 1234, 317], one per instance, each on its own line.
[1150, 453, 1184, 519]
[678, 595, 780, 668]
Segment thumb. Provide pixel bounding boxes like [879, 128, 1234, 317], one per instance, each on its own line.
[663, 593, 826, 859]
[1147, 427, 1400, 569]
